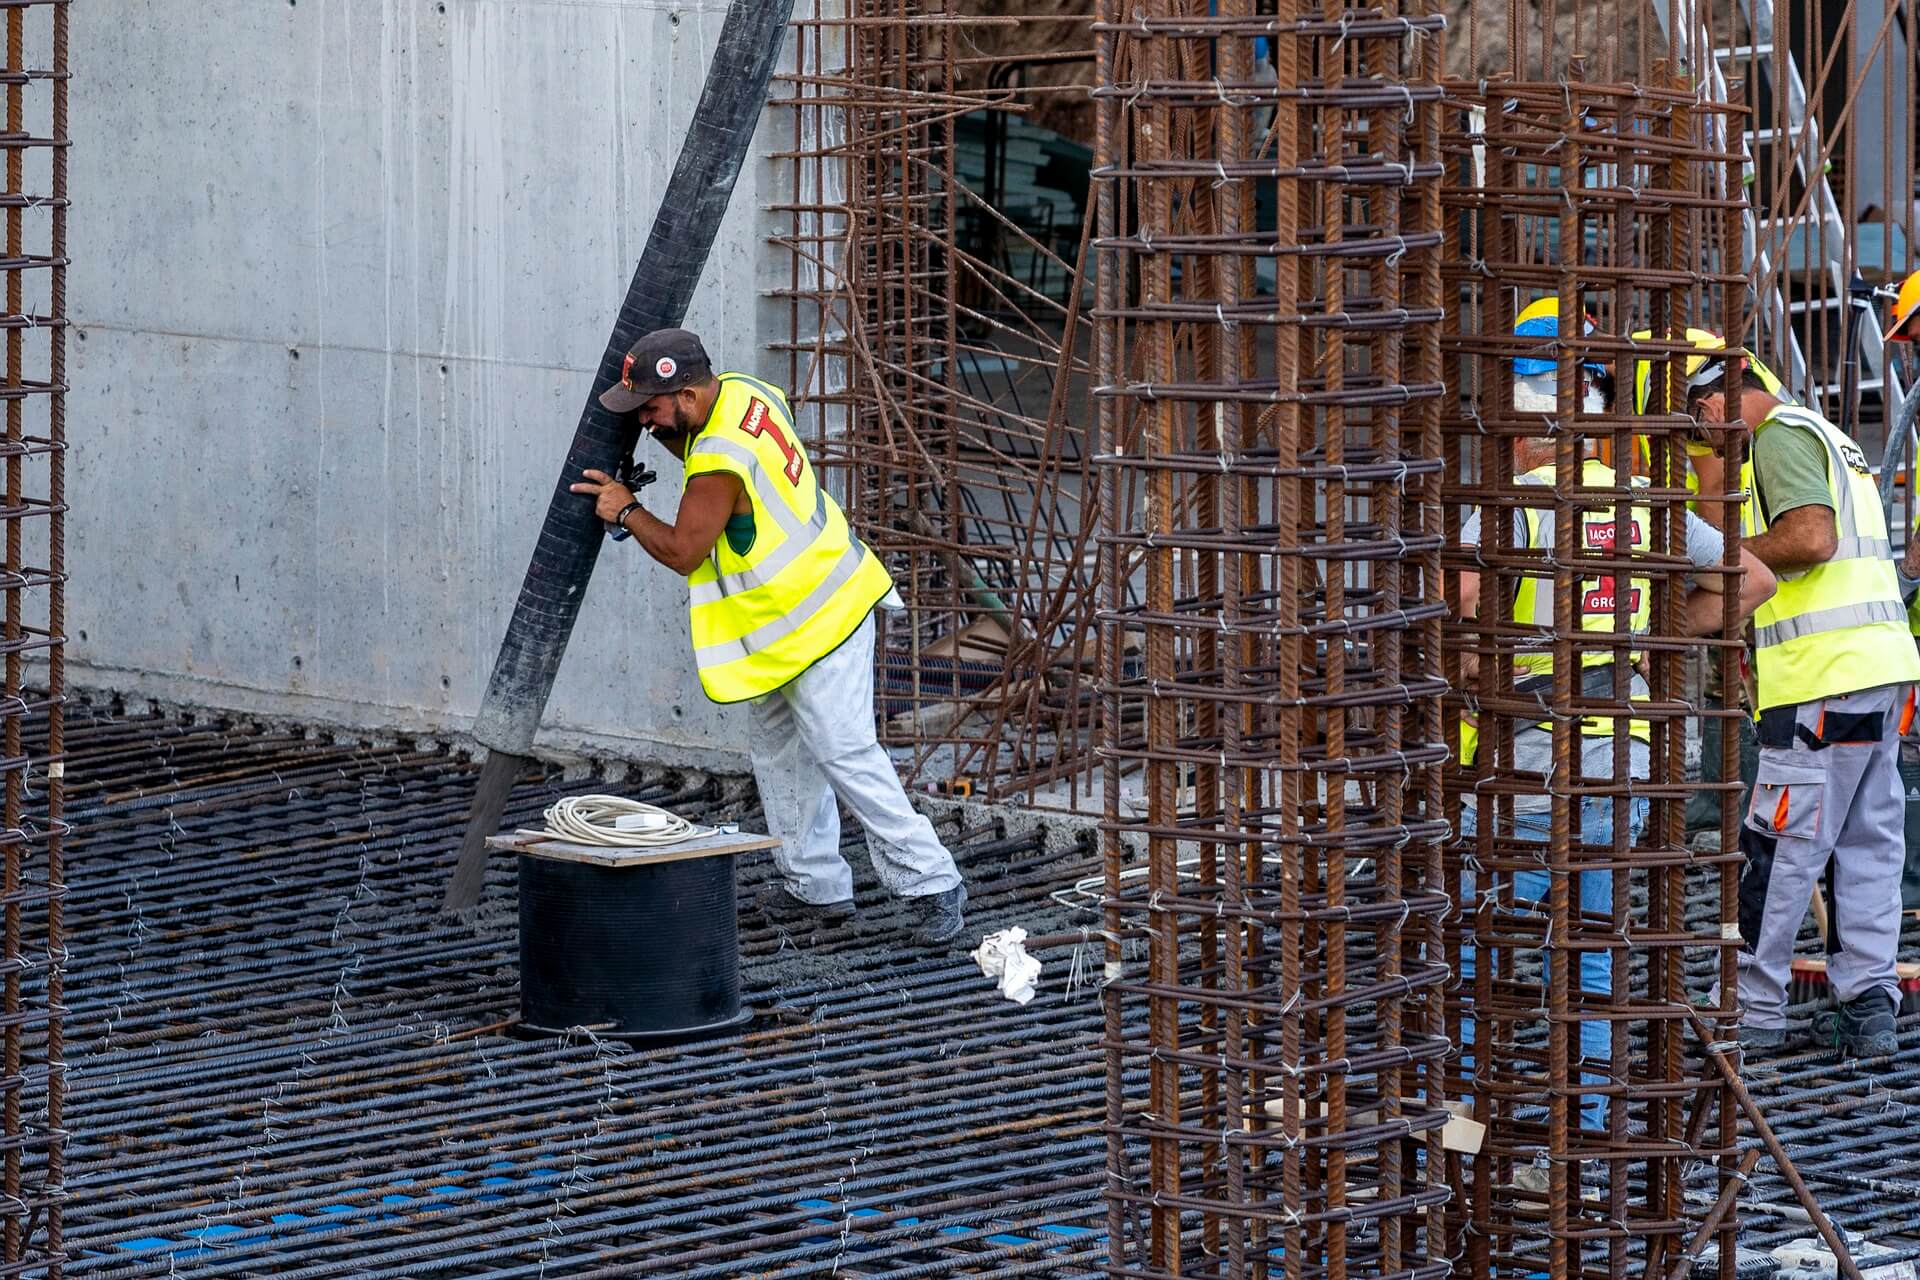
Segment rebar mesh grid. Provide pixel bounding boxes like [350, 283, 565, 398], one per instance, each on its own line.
[1437, 78, 1752, 1278]
[54, 701, 1109, 1279]
[1090, 0, 1453, 1274]
[772, 1, 1105, 804]
[0, 0, 64, 1273]
[17, 698, 1920, 1277]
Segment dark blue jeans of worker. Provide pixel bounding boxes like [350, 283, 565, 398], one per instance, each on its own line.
[1457, 796, 1649, 1131]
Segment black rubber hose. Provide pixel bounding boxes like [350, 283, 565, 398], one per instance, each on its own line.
[445, 0, 797, 912]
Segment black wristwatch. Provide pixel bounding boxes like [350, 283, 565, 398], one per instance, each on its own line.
[611, 500, 644, 540]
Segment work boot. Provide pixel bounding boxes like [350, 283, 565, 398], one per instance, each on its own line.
[1734, 1023, 1788, 1054]
[753, 882, 854, 929]
[1831, 990, 1899, 1059]
[910, 883, 967, 945]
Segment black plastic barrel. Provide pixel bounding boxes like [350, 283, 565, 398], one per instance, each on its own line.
[517, 851, 749, 1043]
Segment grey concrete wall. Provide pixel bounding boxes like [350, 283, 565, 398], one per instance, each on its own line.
[64, 0, 788, 766]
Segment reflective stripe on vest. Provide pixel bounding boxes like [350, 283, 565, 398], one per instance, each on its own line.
[1509, 459, 1652, 742]
[1753, 598, 1908, 649]
[682, 374, 895, 703]
[1741, 403, 1920, 710]
[695, 539, 870, 669]
[685, 435, 830, 607]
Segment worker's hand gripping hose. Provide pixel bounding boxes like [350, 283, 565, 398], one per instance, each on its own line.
[540, 795, 709, 848]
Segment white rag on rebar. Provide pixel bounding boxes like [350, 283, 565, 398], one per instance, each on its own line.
[971, 927, 1042, 1005]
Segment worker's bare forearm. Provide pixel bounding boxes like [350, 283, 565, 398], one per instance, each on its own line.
[1678, 586, 1729, 637]
[622, 508, 711, 577]
[1744, 506, 1838, 574]
[1680, 547, 1776, 636]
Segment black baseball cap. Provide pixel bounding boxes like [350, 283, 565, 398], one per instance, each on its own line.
[598, 328, 713, 413]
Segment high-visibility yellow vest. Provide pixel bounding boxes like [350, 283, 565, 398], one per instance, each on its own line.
[681, 372, 894, 704]
[1740, 403, 1920, 711]
[1510, 459, 1653, 743]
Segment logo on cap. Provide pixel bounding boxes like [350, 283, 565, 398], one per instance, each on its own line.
[656, 357, 677, 380]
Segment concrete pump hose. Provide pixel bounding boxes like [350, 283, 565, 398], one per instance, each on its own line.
[541, 795, 709, 848]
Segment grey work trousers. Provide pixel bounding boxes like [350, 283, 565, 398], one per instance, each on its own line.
[748, 613, 963, 906]
[1736, 682, 1913, 1028]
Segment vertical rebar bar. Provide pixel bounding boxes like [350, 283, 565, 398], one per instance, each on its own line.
[0, 1, 67, 1271]
[771, 1, 1105, 805]
[1096, 0, 1453, 1273]
[1438, 73, 1747, 1278]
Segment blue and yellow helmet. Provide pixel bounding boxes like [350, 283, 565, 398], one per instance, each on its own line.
[1512, 296, 1608, 379]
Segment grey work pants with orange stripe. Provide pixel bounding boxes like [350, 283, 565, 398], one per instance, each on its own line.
[1736, 682, 1912, 1029]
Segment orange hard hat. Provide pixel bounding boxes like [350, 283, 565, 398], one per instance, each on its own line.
[1887, 268, 1920, 343]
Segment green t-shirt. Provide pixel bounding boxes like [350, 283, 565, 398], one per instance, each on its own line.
[724, 512, 756, 556]
[1752, 416, 1834, 525]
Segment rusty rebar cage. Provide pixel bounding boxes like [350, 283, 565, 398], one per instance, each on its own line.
[1092, 0, 1453, 1273]
[1436, 77, 1749, 1278]
[0, 0, 65, 1272]
[772, 0, 1103, 803]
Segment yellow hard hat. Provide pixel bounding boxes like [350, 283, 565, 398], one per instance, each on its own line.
[1631, 328, 1727, 414]
[1887, 268, 1920, 343]
[1632, 329, 1788, 413]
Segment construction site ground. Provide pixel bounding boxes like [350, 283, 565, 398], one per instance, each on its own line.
[53, 700, 1920, 1277]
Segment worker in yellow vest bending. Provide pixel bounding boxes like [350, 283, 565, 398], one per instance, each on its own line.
[576, 328, 968, 944]
[1683, 341, 1918, 1055]
[1457, 298, 1776, 1128]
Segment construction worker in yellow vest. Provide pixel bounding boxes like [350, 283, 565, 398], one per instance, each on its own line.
[1677, 339, 1919, 1056]
[577, 328, 968, 944]
[1889, 265, 1920, 617]
[1456, 298, 1776, 1127]
[1886, 267, 1920, 912]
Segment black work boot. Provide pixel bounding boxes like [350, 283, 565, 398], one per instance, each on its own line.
[910, 883, 967, 945]
[1832, 990, 1899, 1059]
[753, 882, 854, 929]
[1735, 1023, 1788, 1054]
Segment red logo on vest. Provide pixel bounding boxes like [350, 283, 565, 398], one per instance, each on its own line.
[740, 397, 804, 485]
[1583, 583, 1643, 615]
[1582, 517, 1645, 551]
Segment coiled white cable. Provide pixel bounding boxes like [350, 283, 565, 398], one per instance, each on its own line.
[540, 794, 710, 848]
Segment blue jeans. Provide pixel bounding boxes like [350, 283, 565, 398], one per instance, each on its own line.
[1457, 798, 1648, 1130]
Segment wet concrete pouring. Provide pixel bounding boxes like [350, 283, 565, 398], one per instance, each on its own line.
[42, 700, 1920, 1275]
